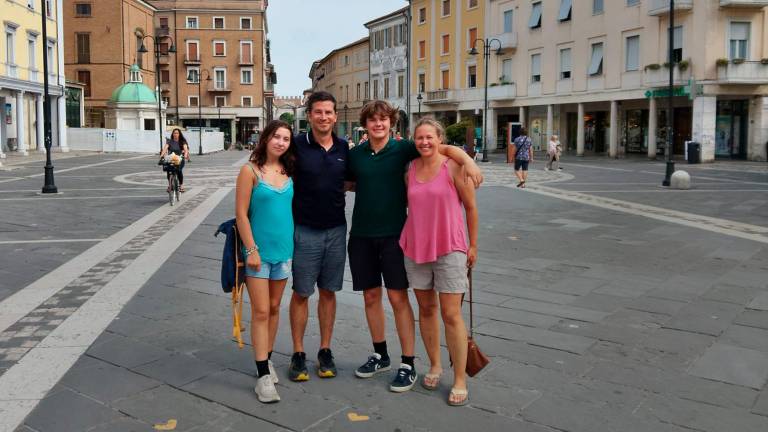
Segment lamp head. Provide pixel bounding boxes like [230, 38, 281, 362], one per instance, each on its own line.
[416, 93, 423, 101]
[138, 43, 148, 54]
[168, 44, 177, 53]
[469, 47, 478, 56]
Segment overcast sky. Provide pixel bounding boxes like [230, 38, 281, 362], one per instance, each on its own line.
[267, 0, 407, 97]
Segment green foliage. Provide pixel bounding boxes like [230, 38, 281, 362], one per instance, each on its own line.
[445, 120, 472, 146]
[645, 63, 661, 71]
[716, 58, 730, 67]
[279, 112, 295, 125]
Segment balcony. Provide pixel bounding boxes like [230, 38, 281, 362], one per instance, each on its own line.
[158, 54, 170, 65]
[425, 89, 455, 104]
[184, 54, 200, 65]
[719, 0, 768, 7]
[239, 54, 254, 66]
[160, 82, 172, 93]
[488, 32, 517, 51]
[208, 80, 233, 92]
[647, 0, 693, 16]
[156, 27, 170, 37]
[717, 61, 768, 84]
[488, 83, 516, 100]
[643, 64, 691, 87]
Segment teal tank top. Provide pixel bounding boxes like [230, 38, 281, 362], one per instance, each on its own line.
[245, 167, 294, 263]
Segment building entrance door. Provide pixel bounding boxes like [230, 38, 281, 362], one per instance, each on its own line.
[715, 100, 748, 159]
[673, 107, 691, 155]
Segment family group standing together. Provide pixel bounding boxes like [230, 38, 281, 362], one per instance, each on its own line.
[234, 91, 482, 406]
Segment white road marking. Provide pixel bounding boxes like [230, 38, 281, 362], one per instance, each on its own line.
[0, 195, 166, 201]
[0, 187, 163, 194]
[569, 189, 768, 193]
[568, 164, 637, 172]
[0, 239, 106, 245]
[639, 171, 767, 185]
[0, 187, 230, 432]
[232, 153, 251, 167]
[25, 155, 151, 178]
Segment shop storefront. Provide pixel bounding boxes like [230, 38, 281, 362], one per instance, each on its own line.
[715, 99, 748, 159]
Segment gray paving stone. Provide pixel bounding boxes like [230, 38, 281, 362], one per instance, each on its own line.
[591, 279, 657, 299]
[647, 275, 716, 302]
[474, 334, 592, 376]
[86, 333, 171, 368]
[748, 292, 768, 311]
[568, 292, 628, 312]
[188, 412, 283, 432]
[23, 388, 124, 432]
[541, 276, 608, 296]
[132, 352, 224, 387]
[304, 410, 418, 432]
[735, 310, 768, 330]
[475, 319, 596, 354]
[639, 328, 715, 371]
[470, 303, 562, 328]
[60, 358, 162, 403]
[752, 390, 768, 417]
[85, 417, 153, 432]
[505, 285, 579, 304]
[689, 343, 768, 389]
[637, 394, 768, 432]
[499, 298, 611, 322]
[113, 385, 226, 431]
[549, 320, 648, 346]
[721, 325, 768, 353]
[625, 296, 689, 316]
[703, 283, 762, 306]
[663, 300, 744, 336]
[720, 268, 768, 290]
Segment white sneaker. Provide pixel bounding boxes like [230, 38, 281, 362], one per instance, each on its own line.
[254, 374, 280, 403]
[269, 360, 278, 383]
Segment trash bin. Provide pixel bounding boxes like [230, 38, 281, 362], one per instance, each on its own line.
[687, 142, 701, 164]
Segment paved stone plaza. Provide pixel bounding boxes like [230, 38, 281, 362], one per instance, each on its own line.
[0, 150, 766, 432]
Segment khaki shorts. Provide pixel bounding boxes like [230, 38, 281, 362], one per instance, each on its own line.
[404, 251, 469, 294]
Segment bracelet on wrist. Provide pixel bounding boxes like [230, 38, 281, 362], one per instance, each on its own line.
[245, 246, 258, 256]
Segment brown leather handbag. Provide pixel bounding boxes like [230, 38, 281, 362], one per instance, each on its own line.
[465, 268, 490, 377]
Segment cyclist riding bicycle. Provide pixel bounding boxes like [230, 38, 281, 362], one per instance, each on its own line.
[160, 128, 190, 192]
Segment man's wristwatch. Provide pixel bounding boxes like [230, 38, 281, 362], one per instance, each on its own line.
[244, 245, 258, 256]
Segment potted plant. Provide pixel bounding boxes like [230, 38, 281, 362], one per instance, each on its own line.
[645, 63, 661, 71]
[732, 58, 746, 65]
[677, 59, 689, 71]
[716, 58, 729, 67]
[761, 58, 768, 65]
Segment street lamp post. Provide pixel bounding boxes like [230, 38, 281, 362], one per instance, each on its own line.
[343, 104, 348, 138]
[187, 69, 211, 155]
[416, 93, 423, 116]
[139, 35, 176, 153]
[40, 0, 57, 193]
[662, 0, 676, 186]
[470, 38, 502, 163]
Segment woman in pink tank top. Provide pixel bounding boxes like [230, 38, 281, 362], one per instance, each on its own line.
[399, 117, 479, 406]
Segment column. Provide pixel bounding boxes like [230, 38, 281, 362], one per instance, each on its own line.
[748, 96, 768, 161]
[518, 106, 526, 128]
[456, 110, 462, 123]
[36, 94, 44, 152]
[577, 103, 585, 156]
[609, 100, 618, 158]
[692, 96, 717, 162]
[16, 91, 27, 155]
[546, 104, 554, 140]
[486, 108, 496, 151]
[647, 97, 657, 160]
[0, 96, 5, 162]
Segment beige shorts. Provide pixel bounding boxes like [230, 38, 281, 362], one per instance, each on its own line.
[404, 251, 469, 294]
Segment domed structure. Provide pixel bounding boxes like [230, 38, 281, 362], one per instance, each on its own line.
[109, 65, 157, 105]
[105, 64, 166, 131]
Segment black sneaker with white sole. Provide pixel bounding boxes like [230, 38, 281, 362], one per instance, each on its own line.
[355, 353, 391, 378]
[389, 363, 417, 392]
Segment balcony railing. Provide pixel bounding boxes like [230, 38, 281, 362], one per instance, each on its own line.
[158, 54, 170, 64]
[160, 82, 172, 93]
[239, 54, 254, 65]
[208, 80, 233, 92]
[643, 64, 691, 87]
[489, 32, 517, 50]
[488, 83, 516, 100]
[719, 0, 768, 7]
[717, 61, 768, 84]
[648, 0, 693, 16]
[156, 27, 170, 37]
[425, 89, 454, 103]
[184, 54, 200, 65]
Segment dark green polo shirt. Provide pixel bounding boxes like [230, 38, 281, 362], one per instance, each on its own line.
[348, 138, 420, 237]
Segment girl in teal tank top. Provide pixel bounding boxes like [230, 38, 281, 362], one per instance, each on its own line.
[234, 120, 295, 403]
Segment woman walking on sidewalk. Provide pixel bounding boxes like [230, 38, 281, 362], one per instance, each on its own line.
[545, 134, 562, 171]
[399, 117, 479, 406]
[235, 120, 295, 403]
[512, 128, 533, 188]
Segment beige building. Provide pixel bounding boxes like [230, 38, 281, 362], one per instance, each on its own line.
[310, 37, 370, 142]
[152, 0, 271, 145]
[63, 0, 158, 128]
[411, 0, 768, 162]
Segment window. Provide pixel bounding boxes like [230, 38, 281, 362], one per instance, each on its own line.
[356, 83, 361, 100]
[729, 22, 749, 60]
[345, 85, 349, 101]
[418, 40, 426, 59]
[529, 2, 542, 29]
[441, 34, 450, 55]
[213, 17, 225, 29]
[442, 0, 451, 17]
[161, 69, 170, 83]
[186, 17, 198, 29]
[501, 58, 512, 82]
[558, 0, 572, 22]
[144, 119, 156, 130]
[468, 0, 478, 8]
[503, 10, 514, 33]
[468, 28, 477, 50]
[384, 77, 390, 98]
[673, 26, 683, 62]
[186, 67, 199, 83]
[76, 33, 90, 63]
[397, 75, 404, 98]
[418, 72, 425, 92]
[77, 70, 91, 97]
[215, 96, 226, 107]
[627, 0, 639, 6]
[75, 3, 91, 17]
[625, 35, 640, 71]
[187, 41, 199, 61]
[159, 17, 168, 28]
[241, 68, 253, 84]
[189, 96, 199, 107]
[241, 17, 252, 29]
[588, 42, 604, 76]
[441, 69, 449, 89]
[214, 69, 226, 89]
[373, 79, 379, 98]
[384, 28, 391, 48]
[213, 41, 226, 56]
[559, 48, 571, 79]
[47, 41, 54, 72]
[531, 54, 541, 82]
[364, 81, 369, 98]
[242, 96, 252, 107]
[159, 42, 169, 55]
[27, 37, 36, 72]
[593, 0, 603, 14]
[240, 41, 253, 63]
[468, 65, 477, 88]
[418, 7, 426, 24]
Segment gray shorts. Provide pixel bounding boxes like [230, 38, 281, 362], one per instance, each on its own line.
[404, 251, 469, 294]
[292, 224, 347, 297]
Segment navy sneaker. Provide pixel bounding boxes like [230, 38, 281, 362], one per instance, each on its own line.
[355, 353, 391, 378]
[389, 363, 417, 393]
[317, 348, 337, 378]
[288, 352, 309, 382]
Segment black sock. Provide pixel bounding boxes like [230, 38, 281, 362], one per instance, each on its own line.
[401, 355, 415, 369]
[255, 360, 270, 377]
[373, 341, 389, 360]
[268, 351, 273, 360]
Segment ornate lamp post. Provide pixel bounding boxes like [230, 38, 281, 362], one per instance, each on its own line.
[138, 34, 176, 153]
[662, 0, 676, 186]
[470, 38, 502, 162]
[416, 93, 423, 116]
[40, 0, 57, 193]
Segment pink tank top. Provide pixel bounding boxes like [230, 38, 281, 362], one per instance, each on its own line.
[399, 159, 468, 264]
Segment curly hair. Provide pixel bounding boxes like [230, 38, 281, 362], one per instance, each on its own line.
[249, 120, 295, 176]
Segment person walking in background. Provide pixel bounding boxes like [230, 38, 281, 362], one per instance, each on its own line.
[399, 117, 478, 406]
[545, 134, 561, 171]
[359, 132, 369, 145]
[235, 120, 296, 403]
[512, 128, 533, 188]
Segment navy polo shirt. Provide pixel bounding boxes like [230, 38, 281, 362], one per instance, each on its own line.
[292, 131, 349, 229]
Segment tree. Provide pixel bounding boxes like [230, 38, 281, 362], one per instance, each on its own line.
[445, 120, 472, 146]
[279, 112, 295, 125]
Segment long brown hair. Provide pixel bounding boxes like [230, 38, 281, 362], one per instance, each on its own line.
[249, 120, 295, 176]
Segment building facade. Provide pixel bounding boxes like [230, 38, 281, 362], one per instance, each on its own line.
[410, 0, 768, 161]
[151, 0, 272, 146]
[1, 0, 68, 160]
[63, 0, 157, 129]
[365, 7, 410, 136]
[310, 37, 370, 142]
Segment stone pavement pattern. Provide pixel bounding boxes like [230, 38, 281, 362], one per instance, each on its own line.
[1, 151, 767, 431]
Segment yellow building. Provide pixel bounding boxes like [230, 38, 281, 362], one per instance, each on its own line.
[1, 0, 68, 160]
[410, 0, 490, 131]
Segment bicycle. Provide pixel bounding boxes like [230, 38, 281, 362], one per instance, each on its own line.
[160, 154, 183, 206]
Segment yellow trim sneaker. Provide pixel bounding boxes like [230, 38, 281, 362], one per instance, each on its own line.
[288, 352, 309, 382]
[317, 348, 337, 378]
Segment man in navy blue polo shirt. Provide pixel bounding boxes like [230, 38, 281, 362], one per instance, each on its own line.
[287, 91, 349, 382]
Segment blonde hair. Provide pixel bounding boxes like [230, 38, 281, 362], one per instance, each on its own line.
[413, 117, 445, 143]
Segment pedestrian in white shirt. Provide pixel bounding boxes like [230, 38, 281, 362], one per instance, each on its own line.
[545, 135, 562, 171]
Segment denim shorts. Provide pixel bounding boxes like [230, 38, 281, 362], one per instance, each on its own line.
[292, 224, 347, 297]
[245, 260, 292, 280]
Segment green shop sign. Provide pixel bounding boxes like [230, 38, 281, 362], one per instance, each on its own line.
[644, 87, 687, 98]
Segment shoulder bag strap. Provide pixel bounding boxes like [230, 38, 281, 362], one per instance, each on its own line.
[467, 268, 474, 338]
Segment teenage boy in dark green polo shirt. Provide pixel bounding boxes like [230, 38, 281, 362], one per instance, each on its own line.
[348, 100, 482, 392]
